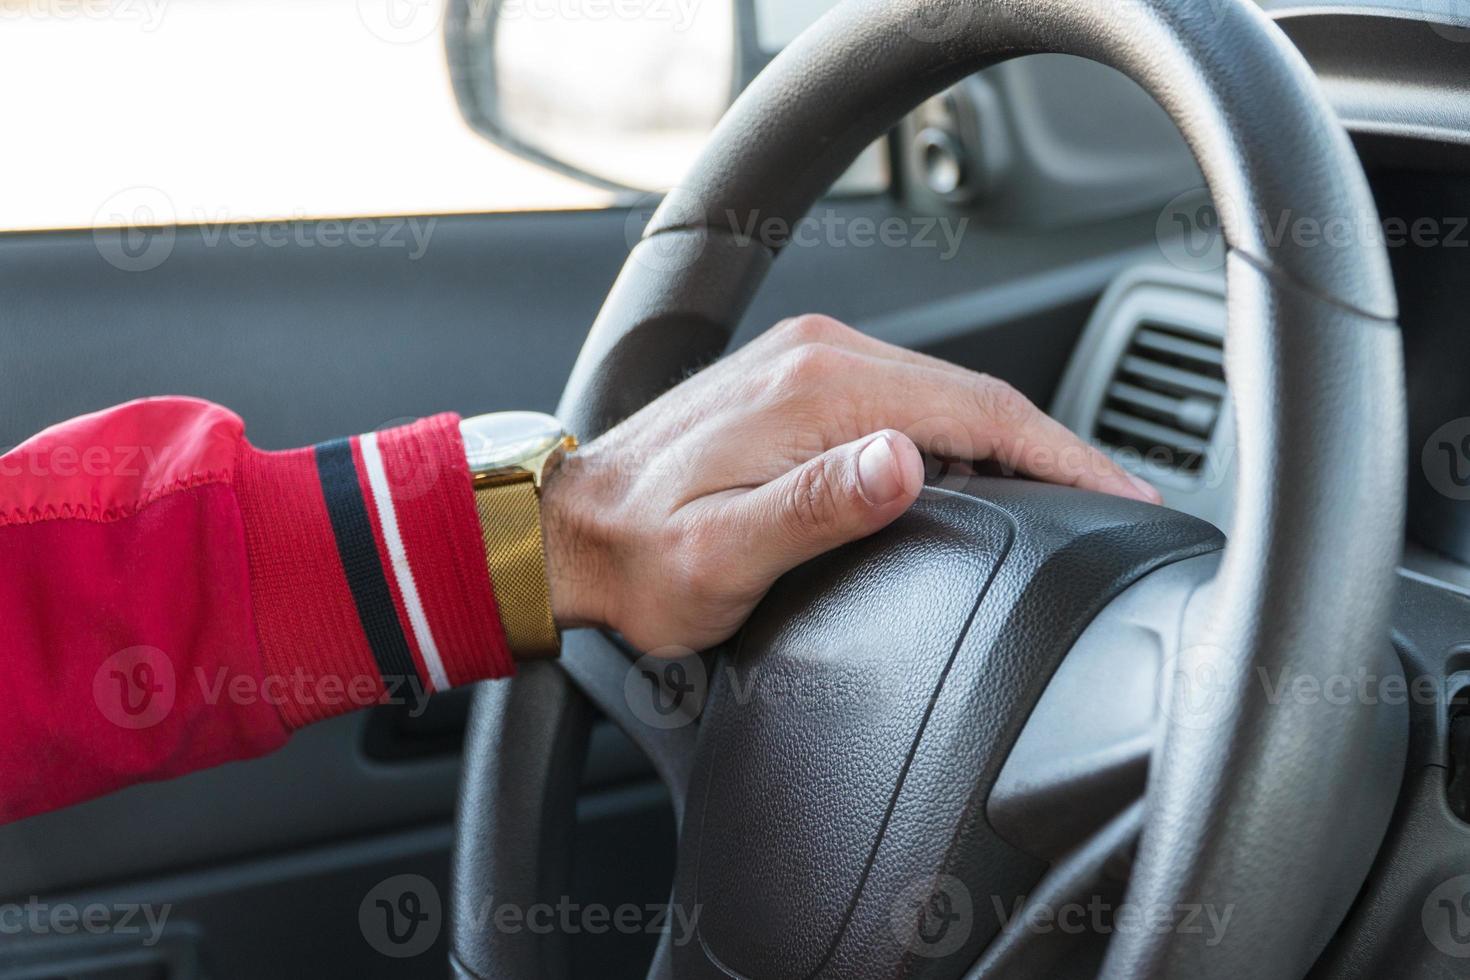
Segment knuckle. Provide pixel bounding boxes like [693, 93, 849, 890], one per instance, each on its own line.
[675, 527, 726, 603]
[973, 375, 1033, 424]
[788, 457, 844, 534]
[776, 313, 850, 347]
[774, 342, 844, 390]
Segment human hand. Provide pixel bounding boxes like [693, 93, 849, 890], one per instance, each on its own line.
[540, 315, 1160, 654]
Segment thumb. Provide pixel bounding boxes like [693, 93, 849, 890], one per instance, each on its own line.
[733, 430, 925, 586]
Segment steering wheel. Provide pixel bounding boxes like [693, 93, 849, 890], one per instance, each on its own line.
[449, 0, 1410, 977]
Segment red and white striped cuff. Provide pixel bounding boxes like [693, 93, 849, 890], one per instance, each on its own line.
[233, 413, 514, 729]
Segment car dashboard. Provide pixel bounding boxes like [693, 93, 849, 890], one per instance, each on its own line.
[1026, 1, 1470, 595]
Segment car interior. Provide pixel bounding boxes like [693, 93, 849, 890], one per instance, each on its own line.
[2, 0, 1470, 977]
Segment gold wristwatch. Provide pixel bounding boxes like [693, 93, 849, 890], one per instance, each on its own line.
[461, 412, 577, 661]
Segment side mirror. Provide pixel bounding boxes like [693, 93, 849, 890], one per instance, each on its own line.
[445, 0, 743, 193]
[444, 0, 851, 193]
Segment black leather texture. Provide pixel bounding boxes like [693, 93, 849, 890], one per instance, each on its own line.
[454, 0, 1408, 977]
[674, 481, 1222, 979]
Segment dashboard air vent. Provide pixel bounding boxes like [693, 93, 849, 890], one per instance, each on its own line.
[1094, 321, 1225, 475]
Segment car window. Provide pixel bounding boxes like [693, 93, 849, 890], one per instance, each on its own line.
[0, 0, 886, 235]
[0, 0, 616, 233]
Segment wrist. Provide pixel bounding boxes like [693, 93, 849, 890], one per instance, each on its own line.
[461, 411, 587, 659]
[539, 447, 618, 634]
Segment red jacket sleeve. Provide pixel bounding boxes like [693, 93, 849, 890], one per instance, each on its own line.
[0, 397, 515, 824]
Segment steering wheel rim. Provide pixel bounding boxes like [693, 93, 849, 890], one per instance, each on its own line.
[451, 0, 1407, 977]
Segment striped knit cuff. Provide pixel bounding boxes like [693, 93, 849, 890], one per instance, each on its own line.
[233, 413, 515, 730]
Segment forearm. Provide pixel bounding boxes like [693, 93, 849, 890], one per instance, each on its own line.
[0, 318, 1154, 825]
[0, 397, 515, 824]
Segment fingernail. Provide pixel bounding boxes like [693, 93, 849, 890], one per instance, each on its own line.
[858, 434, 904, 505]
[1127, 471, 1163, 504]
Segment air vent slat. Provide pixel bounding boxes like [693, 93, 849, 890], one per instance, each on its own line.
[1118, 355, 1227, 399]
[1107, 381, 1185, 419]
[1093, 317, 1226, 477]
[1132, 328, 1225, 370]
[1097, 410, 1210, 458]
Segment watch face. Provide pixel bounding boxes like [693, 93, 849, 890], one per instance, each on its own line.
[460, 412, 567, 475]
